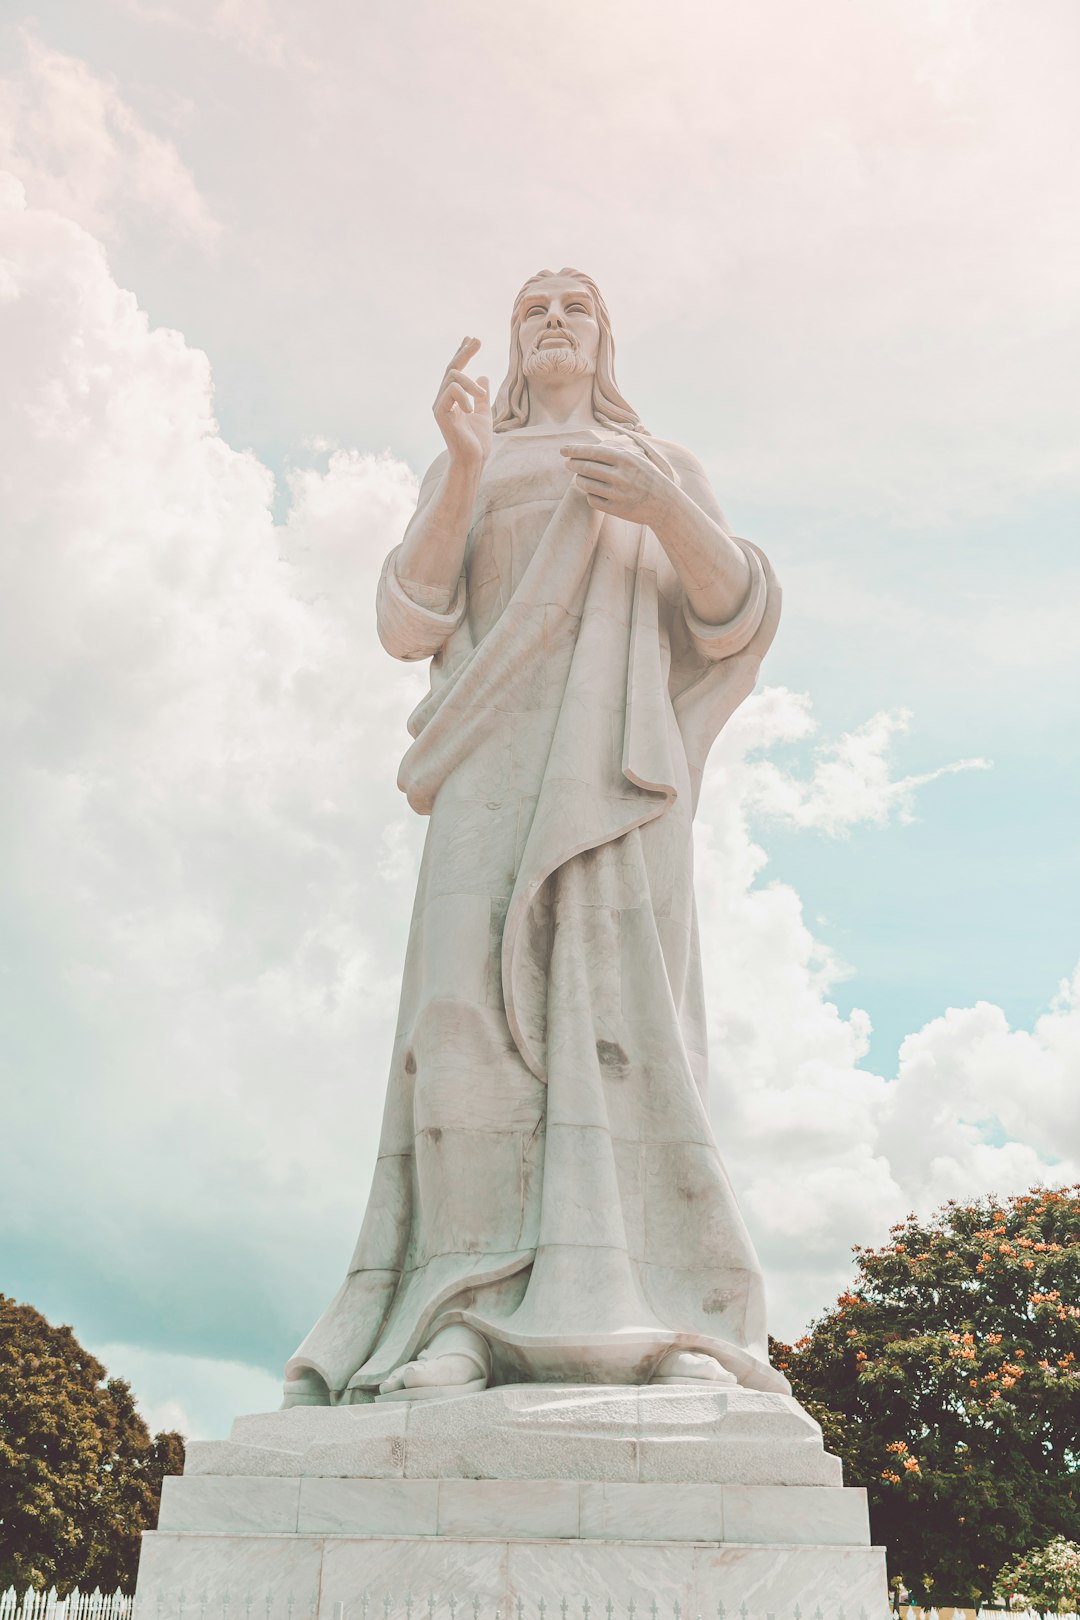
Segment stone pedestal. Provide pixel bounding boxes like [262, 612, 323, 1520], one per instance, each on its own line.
[136, 1387, 889, 1620]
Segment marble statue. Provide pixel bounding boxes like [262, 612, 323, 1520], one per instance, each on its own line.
[284, 268, 786, 1409]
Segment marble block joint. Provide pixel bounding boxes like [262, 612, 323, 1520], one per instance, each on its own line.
[137, 1388, 889, 1618]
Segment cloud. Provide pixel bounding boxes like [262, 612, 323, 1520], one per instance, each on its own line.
[112, 0, 300, 66]
[725, 690, 991, 836]
[0, 173, 421, 1369]
[89, 1341, 282, 1440]
[7, 0, 1076, 536]
[1, 175, 1076, 1438]
[695, 715, 1080, 1334]
[0, 31, 218, 244]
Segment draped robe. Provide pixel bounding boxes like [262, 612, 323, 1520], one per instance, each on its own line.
[285, 427, 788, 1400]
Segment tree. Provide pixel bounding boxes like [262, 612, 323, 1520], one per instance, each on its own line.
[0, 1296, 185, 1592]
[773, 1186, 1080, 1607]
[997, 1536, 1080, 1613]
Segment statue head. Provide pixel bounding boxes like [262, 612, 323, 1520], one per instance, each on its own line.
[492, 267, 647, 435]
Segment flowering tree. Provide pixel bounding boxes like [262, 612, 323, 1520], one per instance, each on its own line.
[997, 1537, 1080, 1613]
[773, 1186, 1080, 1606]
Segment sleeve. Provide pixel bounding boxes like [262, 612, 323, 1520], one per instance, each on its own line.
[376, 546, 467, 662]
[681, 537, 769, 662]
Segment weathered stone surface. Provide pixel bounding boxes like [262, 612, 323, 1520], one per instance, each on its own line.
[136, 1530, 889, 1618]
[284, 271, 787, 1407]
[183, 1385, 840, 1486]
[156, 1471, 869, 1546]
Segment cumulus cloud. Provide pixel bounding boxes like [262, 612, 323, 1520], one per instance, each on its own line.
[725, 690, 990, 837]
[696, 717, 1080, 1335]
[1, 176, 1076, 1435]
[0, 173, 421, 1368]
[0, 32, 218, 244]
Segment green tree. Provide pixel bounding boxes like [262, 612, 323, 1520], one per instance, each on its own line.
[0, 1296, 185, 1592]
[773, 1186, 1080, 1607]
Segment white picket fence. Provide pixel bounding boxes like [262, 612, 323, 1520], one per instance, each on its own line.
[0, 1592, 132, 1620]
[2, 1597, 1078, 1620]
[902, 1612, 1079, 1620]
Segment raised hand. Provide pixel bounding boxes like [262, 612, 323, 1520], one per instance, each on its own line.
[433, 336, 492, 469]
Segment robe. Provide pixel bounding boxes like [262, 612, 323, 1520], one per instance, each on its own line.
[285, 426, 788, 1400]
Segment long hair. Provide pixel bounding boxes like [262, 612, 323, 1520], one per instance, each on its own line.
[492, 267, 648, 435]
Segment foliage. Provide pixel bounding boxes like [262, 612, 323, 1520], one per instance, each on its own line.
[0, 1296, 185, 1592]
[772, 1186, 1080, 1606]
[996, 1536, 1080, 1613]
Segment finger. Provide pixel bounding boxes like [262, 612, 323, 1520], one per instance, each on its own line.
[445, 336, 481, 375]
[560, 445, 624, 467]
[575, 473, 616, 496]
[564, 454, 626, 477]
[585, 493, 612, 509]
[434, 382, 475, 417]
[476, 375, 490, 397]
[444, 369, 486, 400]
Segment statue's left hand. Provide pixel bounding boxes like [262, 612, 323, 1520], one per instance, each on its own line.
[561, 443, 675, 526]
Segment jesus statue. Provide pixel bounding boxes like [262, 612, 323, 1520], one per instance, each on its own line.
[283, 268, 789, 1407]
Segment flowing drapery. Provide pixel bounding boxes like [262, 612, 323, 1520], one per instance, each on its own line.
[285, 430, 786, 1400]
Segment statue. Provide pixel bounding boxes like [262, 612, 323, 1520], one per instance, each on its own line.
[284, 268, 787, 1407]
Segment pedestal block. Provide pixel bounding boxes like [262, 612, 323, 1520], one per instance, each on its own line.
[135, 1387, 889, 1620]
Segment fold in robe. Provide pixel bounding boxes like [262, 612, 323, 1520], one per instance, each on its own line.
[286, 429, 787, 1399]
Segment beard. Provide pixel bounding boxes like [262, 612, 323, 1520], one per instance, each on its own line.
[523, 342, 593, 380]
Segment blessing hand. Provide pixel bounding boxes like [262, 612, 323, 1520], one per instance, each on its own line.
[560, 443, 675, 526]
[434, 336, 492, 469]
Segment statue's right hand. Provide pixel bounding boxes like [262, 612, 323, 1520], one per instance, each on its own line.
[433, 337, 492, 469]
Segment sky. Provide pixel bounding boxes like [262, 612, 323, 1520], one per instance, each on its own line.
[1, 0, 1079, 1441]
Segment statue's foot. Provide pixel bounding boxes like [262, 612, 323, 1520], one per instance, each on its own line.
[650, 1349, 739, 1387]
[372, 1324, 491, 1403]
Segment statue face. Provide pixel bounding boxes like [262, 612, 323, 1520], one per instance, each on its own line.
[517, 276, 601, 381]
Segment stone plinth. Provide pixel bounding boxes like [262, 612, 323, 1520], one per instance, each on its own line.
[184, 1385, 843, 1486]
[136, 1387, 889, 1620]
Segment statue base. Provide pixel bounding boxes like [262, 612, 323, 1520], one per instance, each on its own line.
[135, 1386, 889, 1618]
